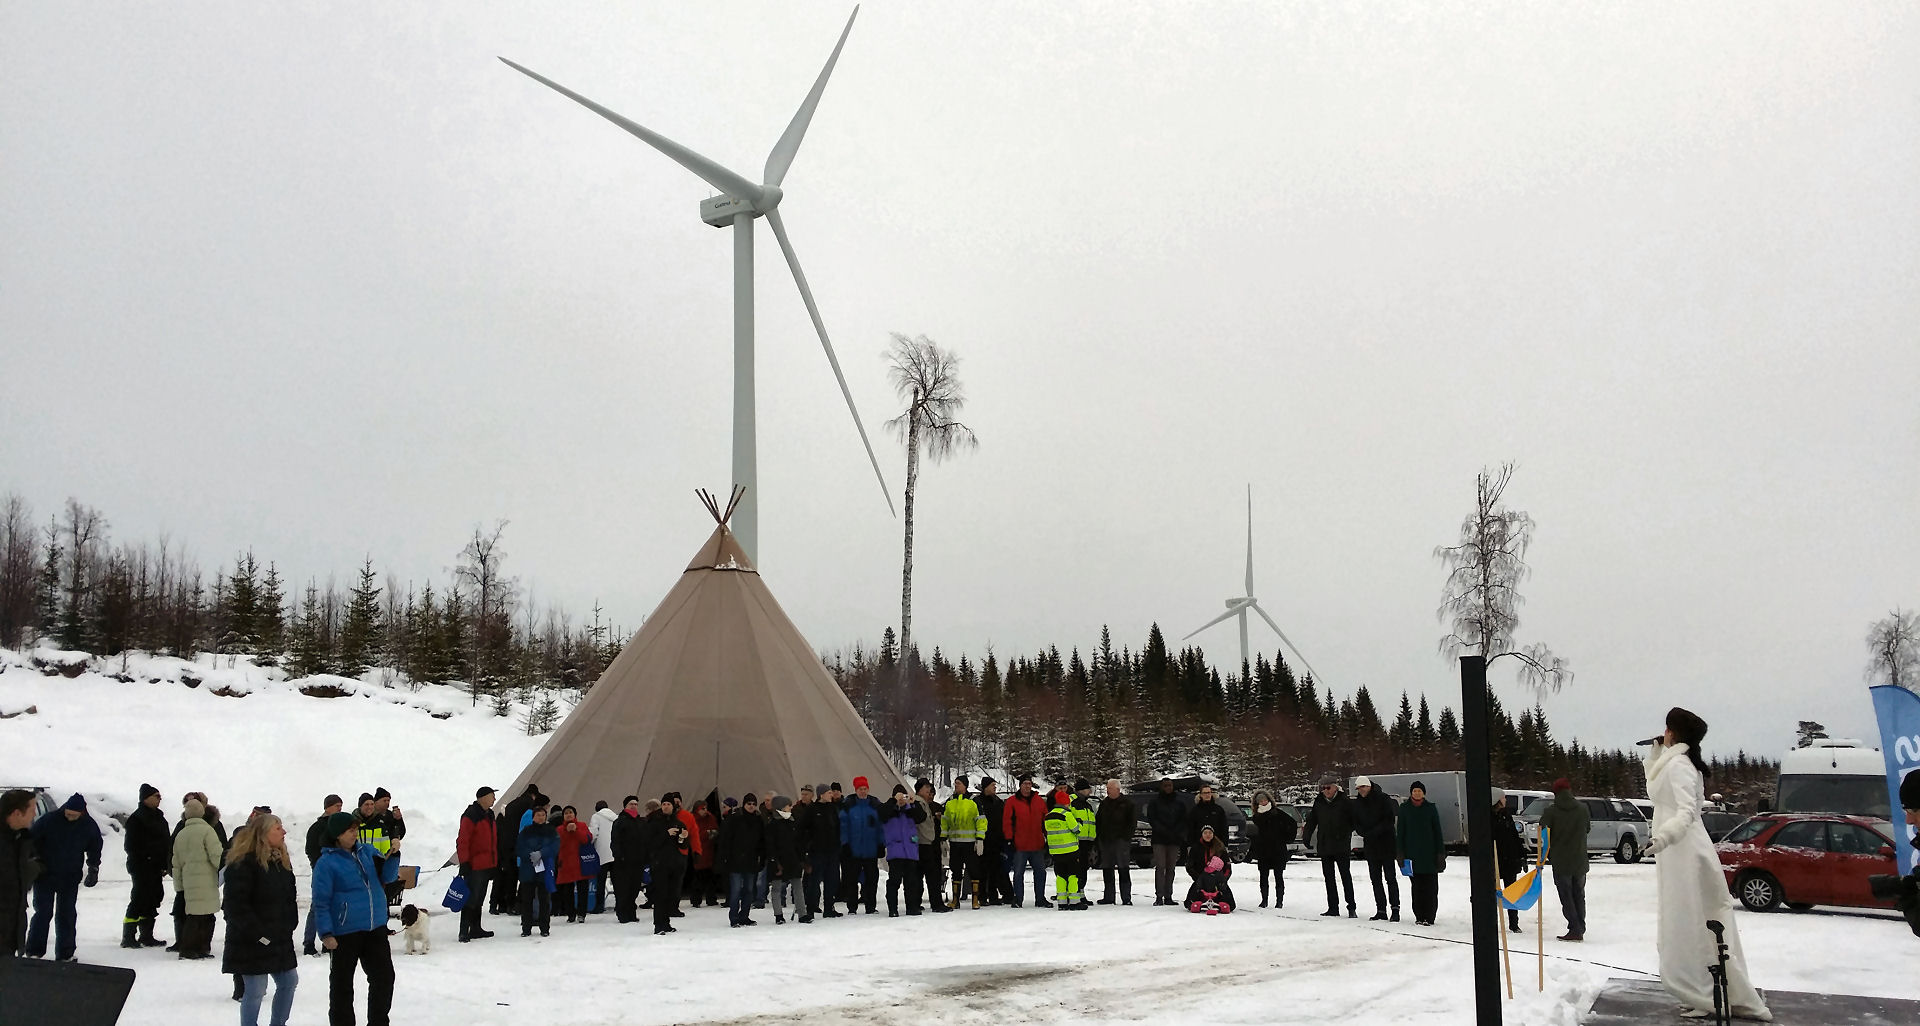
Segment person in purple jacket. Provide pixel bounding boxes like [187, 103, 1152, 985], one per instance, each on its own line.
[878, 784, 926, 917]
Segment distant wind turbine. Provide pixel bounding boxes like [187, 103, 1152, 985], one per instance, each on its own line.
[1183, 486, 1325, 682]
[500, 6, 891, 562]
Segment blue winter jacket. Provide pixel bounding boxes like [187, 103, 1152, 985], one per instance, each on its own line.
[311, 841, 398, 939]
[517, 822, 560, 887]
[29, 796, 102, 886]
[880, 801, 922, 861]
[840, 795, 884, 859]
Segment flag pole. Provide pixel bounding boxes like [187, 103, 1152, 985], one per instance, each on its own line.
[1495, 845, 1512, 999]
[1537, 827, 1546, 991]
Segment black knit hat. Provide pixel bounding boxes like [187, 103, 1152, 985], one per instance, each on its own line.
[954, 775, 969, 788]
[979, 776, 996, 788]
[1074, 778, 1092, 792]
[892, 783, 910, 796]
[914, 778, 933, 794]
[373, 787, 392, 801]
[1409, 780, 1427, 794]
[829, 782, 844, 793]
[139, 783, 160, 801]
[1901, 769, 1920, 811]
[358, 793, 375, 805]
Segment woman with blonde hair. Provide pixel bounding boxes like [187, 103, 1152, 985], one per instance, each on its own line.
[223, 814, 300, 1026]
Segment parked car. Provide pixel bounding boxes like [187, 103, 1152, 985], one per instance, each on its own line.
[1122, 778, 1251, 867]
[1521, 795, 1650, 863]
[1716, 813, 1900, 912]
[0, 786, 56, 822]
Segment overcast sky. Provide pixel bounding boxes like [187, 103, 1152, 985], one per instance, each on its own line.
[4, 3, 1916, 762]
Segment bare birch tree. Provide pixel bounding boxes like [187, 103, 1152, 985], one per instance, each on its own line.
[1865, 608, 1920, 692]
[885, 333, 977, 673]
[1434, 463, 1570, 690]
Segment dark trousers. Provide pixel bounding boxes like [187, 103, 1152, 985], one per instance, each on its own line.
[493, 864, 515, 913]
[518, 879, 550, 933]
[885, 857, 922, 913]
[1320, 855, 1356, 911]
[25, 880, 79, 960]
[125, 868, 165, 924]
[917, 843, 944, 906]
[1500, 866, 1521, 929]
[804, 850, 839, 914]
[1100, 839, 1132, 902]
[1553, 869, 1587, 936]
[556, 879, 589, 919]
[327, 928, 394, 1026]
[1410, 872, 1439, 923]
[727, 871, 757, 925]
[843, 855, 879, 912]
[592, 867, 608, 913]
[651, 863, 682, 931]
[946, 841, 975, 896]
[987, 840, 1015, 903]
[614, 863, 643, 923]
[458, 869, 490, 938]
[1258, 860, 1286, 906]
[1366, 853, 1401, 913]
[1152, 843, 1182, 900]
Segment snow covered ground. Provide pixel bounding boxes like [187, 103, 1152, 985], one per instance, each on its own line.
[5, 648, 1914, 1025]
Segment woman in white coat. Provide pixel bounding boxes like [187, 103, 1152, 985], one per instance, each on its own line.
[589, 800, 619, 915]
[1644, 707, 1771, 1022]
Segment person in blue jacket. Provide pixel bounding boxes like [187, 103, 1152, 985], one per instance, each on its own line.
[839, 776, 885, 915]
[26, 793, 102, 962]
[311, 811, 399, 1026]
[516, 807, 560, 937]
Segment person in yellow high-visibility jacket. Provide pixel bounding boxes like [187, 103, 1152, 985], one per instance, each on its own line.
[1071, 779, 1098, 891]
[1044, 790, 1086, 910]
[940, 777, 987, 909]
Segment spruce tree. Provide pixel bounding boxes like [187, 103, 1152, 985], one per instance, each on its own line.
[1391, 691, 1415, 749]
[1437, 706, 1462, 754]
[35, 523, 63, 642]
[256, 563, 286, 664]
[1415, 695, 1438, 747]
[338, 557, 384, 677]
[289, 581, 331, 677]
[226, 553, 260, 653]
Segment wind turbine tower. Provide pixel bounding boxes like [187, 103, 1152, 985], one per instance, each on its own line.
[1183, 486, 1326, 683]
[501, 6, 891, 562]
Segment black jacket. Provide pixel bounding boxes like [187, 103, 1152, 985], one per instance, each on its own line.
[1, 826, 42, 956]
[1492, 805, 1528, 877]
[303, 816, 331, 868]
[1303, 792, 1354, 857]
[1188, 798, 1228, 849]
[1350, 789, 1398, 860]
[977, 792, 1006, 845]
[717, 811, 767, 875]
[643, 810, 689, 870]
[499, 788, 539, 868]
[797, 801, 840, 858]
[1094, 794, 1138, 844]
[123, 804, 171, 875]
[1145, 792, 1187, 846]
[1249, 806, 1296, 863]
[766, 814, 803, 879]
[610, 809, 648, 868]
[221, 857, 298, 977]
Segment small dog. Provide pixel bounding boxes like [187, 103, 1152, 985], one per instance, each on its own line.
[400, 904, 430, 955]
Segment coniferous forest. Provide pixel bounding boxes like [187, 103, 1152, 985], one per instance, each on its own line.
[0, 492, 1778, 806]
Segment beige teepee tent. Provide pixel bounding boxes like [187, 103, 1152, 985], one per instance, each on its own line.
[501, 490, 903, 809]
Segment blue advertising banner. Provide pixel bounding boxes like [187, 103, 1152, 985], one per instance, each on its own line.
[1869, 685, 1920, 876]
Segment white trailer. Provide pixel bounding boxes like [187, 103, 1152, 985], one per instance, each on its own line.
[1354, 771, 1470, 848]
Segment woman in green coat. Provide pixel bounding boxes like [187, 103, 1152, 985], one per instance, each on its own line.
[171, 799, 224, 959]
[1394, 781, 1446, 927]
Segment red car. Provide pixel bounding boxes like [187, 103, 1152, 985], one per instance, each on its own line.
[1716, 813, 1900, 913]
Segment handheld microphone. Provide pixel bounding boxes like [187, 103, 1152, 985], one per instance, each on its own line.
[1635, 736, 1663, 747]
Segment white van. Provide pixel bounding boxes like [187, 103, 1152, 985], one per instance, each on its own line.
[1769, 739, 1889, 820]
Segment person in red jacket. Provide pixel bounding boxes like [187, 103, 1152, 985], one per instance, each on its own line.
[455, 787, 499, 942]
[1001, 775, 1053, 908]
[689, 802, 720, 907]
[554, 807, 594, 924]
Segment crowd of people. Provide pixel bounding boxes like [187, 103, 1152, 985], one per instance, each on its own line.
[0, 764, 1626, 1026]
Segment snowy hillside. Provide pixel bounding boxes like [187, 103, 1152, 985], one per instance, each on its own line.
[0, 645, 555, 870]
[4, 645, 1916, 1026]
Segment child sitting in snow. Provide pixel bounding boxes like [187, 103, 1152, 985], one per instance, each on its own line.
[1185, 825, 1236, 914]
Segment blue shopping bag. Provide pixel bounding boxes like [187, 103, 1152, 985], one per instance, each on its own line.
[1399, 859, 1412, 877]
[579, 847, 601, 877]
[442, 875, 469, 912]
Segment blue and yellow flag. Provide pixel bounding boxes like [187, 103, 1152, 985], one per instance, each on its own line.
[1499, 827, 1547, 911]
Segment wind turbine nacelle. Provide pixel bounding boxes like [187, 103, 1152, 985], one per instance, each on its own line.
[701, 194, 758, 227]
[1225, 597, 1254, 610]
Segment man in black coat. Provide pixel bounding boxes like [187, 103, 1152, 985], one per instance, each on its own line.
[122, 782, 172, 948]
[609, 796, 649, 923]
[975, 778, 1011, 906]
[1, 789, 42, 958]
[1093, 779, 1138, 905]
[799, 783, 843, 919]
[1301, 779, 1357, 918]
[495, 784, 540, 915]
[1144, 778, 1188, 906]
[718, 794, 768, 927]
[1491, 788, 1528, 933]
[765, 796, 804, 923]
[26, 793, 102, 961]
[301, 794, 342, 955]
[642, 797, 689, 935]
[1350, 777, 1400, 922]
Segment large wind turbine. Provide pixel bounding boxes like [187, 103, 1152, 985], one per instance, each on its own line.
[1183, 486, 1326, 682]
[500, 6, 891, 562]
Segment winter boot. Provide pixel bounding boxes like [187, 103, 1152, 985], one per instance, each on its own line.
[138, 918, 166, 948]
[164, 915, 183, 952]
[232, 975, 244, 1002]
[1370, 909, 1388, 921]
[971, 882, 981, 910]
[121, 921, 140, 949]
[1390, 907, 1400, 923]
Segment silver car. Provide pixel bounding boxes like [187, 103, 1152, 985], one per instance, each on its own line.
[1521, 795, 1649, 863]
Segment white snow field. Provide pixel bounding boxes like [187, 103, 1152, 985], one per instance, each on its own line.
[4, 648, 1914, 1025]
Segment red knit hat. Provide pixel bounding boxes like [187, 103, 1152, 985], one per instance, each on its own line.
[852, 776, 870, 790]
[1551, 777, 1571, 793]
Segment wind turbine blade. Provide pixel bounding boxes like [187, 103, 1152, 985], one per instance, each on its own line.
[1244, 483, 1254, 598]
[499, 57, 766, 206]
[764, 6, 858, 188]
[765, 209, 895, 516]
[1181, 606, 1242, 641]
[1250, 602, 1325, 684]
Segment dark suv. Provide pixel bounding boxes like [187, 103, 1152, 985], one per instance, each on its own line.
[1119, 779, 1251, 867]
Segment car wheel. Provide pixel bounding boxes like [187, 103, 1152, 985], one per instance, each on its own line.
[1785, 901, 1814, 912]
[1615, 836, 1638, 864]
[1736, 871, 1781, 912]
